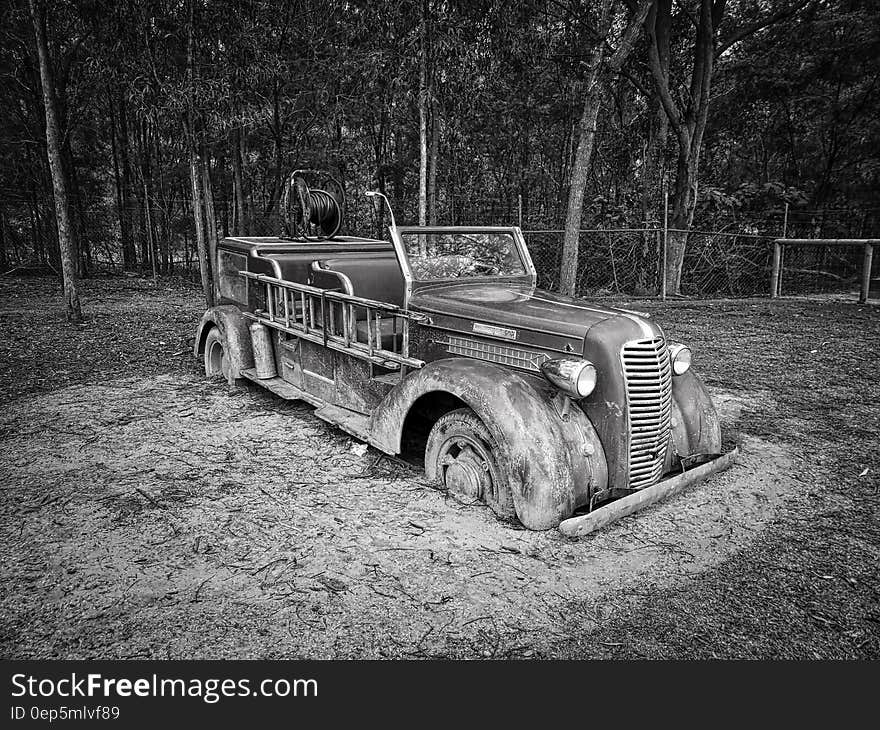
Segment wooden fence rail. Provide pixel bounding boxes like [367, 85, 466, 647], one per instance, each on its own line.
[771, 239, 878, 303]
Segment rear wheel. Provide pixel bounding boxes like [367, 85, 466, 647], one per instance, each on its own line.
[203, 328, 228, 380]
[424, 408, 515, 520]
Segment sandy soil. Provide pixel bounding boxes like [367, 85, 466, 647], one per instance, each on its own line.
[0, 369, 799, 659]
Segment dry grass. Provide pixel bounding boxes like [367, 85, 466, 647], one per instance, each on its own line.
[555, 296, 880, 658]
[0, 276, 877, 659]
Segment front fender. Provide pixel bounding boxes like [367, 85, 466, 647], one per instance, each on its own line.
[665, 369, 722, 470]
[194, 305, 254, 383]
[370, 358, 607, 530]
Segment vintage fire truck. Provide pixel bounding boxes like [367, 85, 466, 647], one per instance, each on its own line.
[194, 173, 735, 536]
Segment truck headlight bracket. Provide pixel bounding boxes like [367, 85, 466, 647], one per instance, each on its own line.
[541, 358, 597, 398]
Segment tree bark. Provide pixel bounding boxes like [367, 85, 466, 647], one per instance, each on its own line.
[144, 180, 157, 281]
[418, 0, 429, 228]
[638, 0, 670, 292]
[115, 89, 137, 268]
[428, 95, 440, 225]
[187, 0, 214, 307]
[201, 148, 219, 302]
[188, 134, 213, 306]
[0, 205, 7, 271]
[559, 74, 603, 297]
[644, 0, 735, 295]
[30, 0, 81, 322]
[134, 117, 150, 268]
[107, 90, 127, 271]
[559, 0, 651, 296]
[231, 126, 247, 235]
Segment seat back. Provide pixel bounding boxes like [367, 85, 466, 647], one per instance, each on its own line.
[316, 253, 405, 308]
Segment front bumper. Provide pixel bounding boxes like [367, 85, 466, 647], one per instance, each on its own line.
[558, 447, 739, 537]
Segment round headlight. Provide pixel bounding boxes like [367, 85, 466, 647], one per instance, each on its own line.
[575, 362, 597, 397]
[669, 344, 691, 375]
[540, 358, 597, 398]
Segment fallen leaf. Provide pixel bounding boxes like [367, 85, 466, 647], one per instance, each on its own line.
[350, 443, 368, 457]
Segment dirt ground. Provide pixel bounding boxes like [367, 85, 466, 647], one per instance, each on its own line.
[1, 277, 877, 658]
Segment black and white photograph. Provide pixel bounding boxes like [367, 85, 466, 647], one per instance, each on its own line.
[0, 0, 877, 684]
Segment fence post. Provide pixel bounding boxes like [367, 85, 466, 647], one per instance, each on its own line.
[770, 240, 782, 298]
[860, 242, 874, 304]
[517, 194, 523, 228]
[770, 202, 789, 299]
[661, 189, 668, 301]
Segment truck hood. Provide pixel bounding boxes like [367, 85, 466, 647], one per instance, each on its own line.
[410, 281, 668, 494]
[409, 281, 659, 345]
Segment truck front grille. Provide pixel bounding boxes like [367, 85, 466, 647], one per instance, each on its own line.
[622, 337, 673, 489]
[446, 336, 549, 372]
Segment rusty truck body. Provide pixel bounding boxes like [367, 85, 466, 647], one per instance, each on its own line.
[195, 212, 734, 535]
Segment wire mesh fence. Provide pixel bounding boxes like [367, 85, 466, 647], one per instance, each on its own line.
[2, 195, 878, 301]
[525, 228, 789, 298]
[525, 229, 662, 296]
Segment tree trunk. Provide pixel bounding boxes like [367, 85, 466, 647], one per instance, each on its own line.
[153, 132, 170, 274]
[187, 0, 213, 307]
[0, 205, 7, 271]
[417, 0, 429, 227]
[665, 149, 700, 294]
[201, 149, 219, 302]
[144, 181, 157, 282]
[428, 95, 440, 225]
[559, 0, 651, 296]
[29, 183, 43, 265]
[107, 90, 126, 271]
[113, 90, 136, 269]
[30, 0, 81, 322]
[120, 94, 140, 268]
[231, 126, 247, 235]
[134, 118, 150, 268]
[189, 136, 213, 307]
[265, 82, 284, 217]
[65, 144, 89, 277]
[559, 78, 603, 297]
[645, 0, 718, 295]
[638, 0, 670, 293]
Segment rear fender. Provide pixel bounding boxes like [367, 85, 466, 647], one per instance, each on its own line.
[370, 358, 607, 529]
[194, 305, 254, 383]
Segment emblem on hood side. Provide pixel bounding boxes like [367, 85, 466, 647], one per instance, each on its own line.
[473, 323, 517, 340]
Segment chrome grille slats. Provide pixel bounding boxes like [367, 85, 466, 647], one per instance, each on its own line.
[622, 337, 673, 489]
[446, 336, 550, 372]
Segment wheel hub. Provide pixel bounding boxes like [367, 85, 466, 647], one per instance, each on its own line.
[441, 443, 491, 499]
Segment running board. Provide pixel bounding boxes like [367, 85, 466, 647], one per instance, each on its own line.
[313, 404, 372, 443]
[558, 447, 739, 538]
[241, 368, 323, 407]
[241, 368, 372, 443]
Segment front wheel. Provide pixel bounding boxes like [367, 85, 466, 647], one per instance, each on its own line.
[424, 408, 515, 520]
[203, 327, 228, 380]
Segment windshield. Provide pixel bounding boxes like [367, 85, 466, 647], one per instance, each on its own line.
[398, 230, 526, 281]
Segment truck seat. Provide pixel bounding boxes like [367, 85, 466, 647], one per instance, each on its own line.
[317, 253, 404, 310]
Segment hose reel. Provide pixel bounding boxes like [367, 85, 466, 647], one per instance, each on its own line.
[279, 169, 345, 241]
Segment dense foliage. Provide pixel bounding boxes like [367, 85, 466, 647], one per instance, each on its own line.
[0, 0, 876, 295]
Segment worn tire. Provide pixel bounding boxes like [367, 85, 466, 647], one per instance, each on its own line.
[203, 327, 228, 380]
[424, 408, 516, 521]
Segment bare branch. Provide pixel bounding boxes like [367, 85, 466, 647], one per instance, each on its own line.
[716, 0, 813, 57]
[608, 0, 652, 72]
[645, 0, 686, 142]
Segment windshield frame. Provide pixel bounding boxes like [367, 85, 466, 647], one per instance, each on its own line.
[389, 226, 536, 309]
